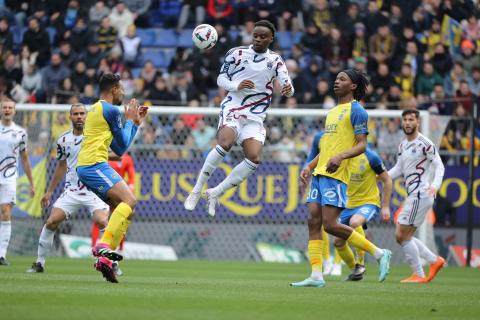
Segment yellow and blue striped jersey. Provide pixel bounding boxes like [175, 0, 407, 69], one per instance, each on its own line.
[346, 149, 386, 209]
[313, 100, 368, 184]
[77, 100, 137, 167]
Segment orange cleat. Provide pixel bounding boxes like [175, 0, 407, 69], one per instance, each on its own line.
[427, 256, 445, 282]
[400, 274, 428, 284]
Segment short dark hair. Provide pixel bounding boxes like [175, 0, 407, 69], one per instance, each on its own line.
[402, 109, 420, 119]
[70, 103, 85, 114]
[99, 73, 120, 93]
[254, 20, 276, 37]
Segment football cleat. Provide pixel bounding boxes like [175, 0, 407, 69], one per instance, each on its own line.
[95, 257, 118, 283]
[92, 244, 123, 261]
[400, 274, 428, 284]
[426, 256, 445, 282]
[346, 263, 365, 281]
[204, 189, 218, 217]
[290, 278, 326, 288]
[26, 262, 44, 273]
[184, 192, 201, 211]
[0, 257, 9, 266]
[378, 249, 392, 282]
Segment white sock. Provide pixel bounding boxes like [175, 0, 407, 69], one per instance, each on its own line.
[401, 240, 425, 277]
[192, 145, 228, 193]
[210, 158, 258, 197]
[0, 221, 12, 258]
[311, 270, 324, 281]
[412, 237, 437, 264]
[37, 225, 55, 266]
[374, 248, 385, 260]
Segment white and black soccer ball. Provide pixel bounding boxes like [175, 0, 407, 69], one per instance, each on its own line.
[192, 24, 218, 50]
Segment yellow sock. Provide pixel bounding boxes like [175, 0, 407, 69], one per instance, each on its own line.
[334, 248, 342, 264]
[354, 226, 366, 265]
[100, 202, 133, 250]
[336, 244, 356, 270]
[321, 227, 330, 260]
[308, 240, 323, 273]
[347, 230, 379, 257]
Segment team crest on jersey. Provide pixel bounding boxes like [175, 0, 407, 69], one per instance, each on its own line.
[359, 159, 366, 173]
[266, 60, 273, 70]
[338, 108, 347, 121]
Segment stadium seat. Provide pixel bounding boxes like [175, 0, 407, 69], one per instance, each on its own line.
[11, 26, 26, 46]
[177, 29, 194, 48]
[136, 29, 156, 47]
[141, 49, 168, 68]
[131, 68, 142, 78]
[154, 28, 177, 47]
[292, 32, 302, 45]
[276, 32, 293, 50]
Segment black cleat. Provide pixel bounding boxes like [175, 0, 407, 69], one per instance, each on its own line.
[0, 257, 9, 266]
[92, 244, 123, 262]
[95, 257, 118, 283]
[346, 264, 366, 281]
[27, 262, 44, 273]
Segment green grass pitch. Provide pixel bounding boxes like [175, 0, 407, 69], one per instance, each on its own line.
[1, 256, 479, 320]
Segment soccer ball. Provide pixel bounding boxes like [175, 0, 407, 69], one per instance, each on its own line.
[192, 24, 218, 50]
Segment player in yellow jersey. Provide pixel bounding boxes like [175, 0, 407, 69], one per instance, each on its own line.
[291, 69, 392, 287]
[334, 148, 392, 281]
[76, 73, 148, 283]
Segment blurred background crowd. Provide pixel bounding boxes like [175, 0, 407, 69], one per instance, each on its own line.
[0, 0, 479, 165]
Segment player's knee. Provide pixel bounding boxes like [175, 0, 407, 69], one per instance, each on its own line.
[307, 215, 322, 233]
[322, 220, 336, 234]
[395, 232, 405, 244]
[45, 219, 59, 231]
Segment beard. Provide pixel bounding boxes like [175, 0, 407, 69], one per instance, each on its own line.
[402, 126, 416, 135]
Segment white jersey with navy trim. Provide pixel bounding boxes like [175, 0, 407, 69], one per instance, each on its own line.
[56, 130, 87, 192]
[217, 45, 294, 123]
[388, 133, 445, 198]
[0, 122, 27, 183]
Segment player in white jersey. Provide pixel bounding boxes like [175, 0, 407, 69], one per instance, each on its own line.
[184, 20, 294, 216]
[0, 99, 35, 266]
[388, 109, 446, 283]
[27, 104, 109, 273]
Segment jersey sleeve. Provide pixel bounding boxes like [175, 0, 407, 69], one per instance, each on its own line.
[305, 131, 324, 166]
[425, 143, 445, 190]
[19, 129, 27, 152]
[102, 101, 138, 156]
[56, 136, 66, 161]
[217, 47, 243, 92]
[274, 55, 294, 97]
[365, 149, 386, 175]
[350, 101, 369, 136]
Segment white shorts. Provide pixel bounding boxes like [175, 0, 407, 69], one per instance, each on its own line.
[398, 194, 434, 227]
[219, 113, 266, 145]
[0, 182, 16, 205]
[53, 190, 109, 219]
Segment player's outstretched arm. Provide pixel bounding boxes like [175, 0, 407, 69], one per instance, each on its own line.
[20, 149, 35, 197]
[41, 159, 67, 208]
[377, 171, 392, 222]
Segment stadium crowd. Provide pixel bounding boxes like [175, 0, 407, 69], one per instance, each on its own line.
[0, 0, 479, 165]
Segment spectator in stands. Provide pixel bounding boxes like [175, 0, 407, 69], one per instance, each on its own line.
[20, 45, 37, 75]
[389, 3, 403, 38]
[168, 47, 194, 74]
[232, 0, 255, 29]
[68, 17, 92, 54]
[307, 0, 333, 35]
[170, 118, 191, 145]
[468, 67, 480, 96]
[337, 2, 363, 40]
[192, 119, 216, 152]
[428, 84, 455, 116]
[0, 53, 22, 85]
[290, 43, 308, 70]
[368, 23, 397, 71]
[146, 75, 177, 104]
[22, 17, 51, 67]
[107, 48, 126, 74]
[109, 1, 134, 37]
[71, 60, 90, 93]
[456, 80, 475, 113]
[89, 1, 111, 27]
[309, 79, 331, 106]
[132, 78, 147, 102]
[176, 0, 207, 33]
[394, 63, 415, 98]
[191, 48, 221, 93]
[442, 0, 473, 23]
[120, 24, 141, 67]
[181, 99, 204, 129]
[82, 40, 104, 78]
[123, 0, 152, 28]
[95, 57, 111, 79]
[4, 0, 29, 27]
[300, 23, 323, 53]
[0, 17, 13, 57]
[207, 0, 234, 28]
[141, 60, 159, 90]
[277, 0, 303, 32]
[385, 85, 402, 110]
[212, 23, 233, 59]
[398, 40, 422, 76]
[284, 59, 304, 103]
[430, 43, 453, 77]
[21, 64, 43, 102]
[350, 22, 368, 60]
[80, 83, 97, 105]
[457, 39, 480, 74]
[395, 25, 419, 66]
[444, 62, 469, 96]
[121, 69, 135, 100]
[42, 53, 70, 100]
[322, 27, 349, 65]
[463, 15, 480, 41]
[54, 77, 76, 104]
[172, 71, 201, 104]
[364, 0, 385, 35]
[58, 41, 77, 69]
[63, 0, 83, 30]
[422, 18, 443, 57]
[440, 128, 462, 165]
[97, 16, 118, 52]
[301, 56, 328, 100]
[377, 119, 403, 154]
[236, 18, 254, 46]
[411, 4, 429, 33]
[416, 61, 442, 98]
[371, 63, 394, 96]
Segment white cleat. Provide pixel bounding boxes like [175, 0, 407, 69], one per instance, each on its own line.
[204, 189, 218, 217]
[330, 263, 342, 276]
[184, 192, 201, 211]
